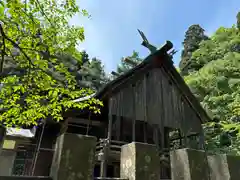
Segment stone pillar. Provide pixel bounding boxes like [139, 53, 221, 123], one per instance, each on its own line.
[50, 133, 97, 180]
[0, 138, 17, 176]
[0, 150, 16, 176]
[120, 142, 160, 180]
[0, 127, 5, 153]
[170, 148, 209, 180]
[208, 154, 240, 180]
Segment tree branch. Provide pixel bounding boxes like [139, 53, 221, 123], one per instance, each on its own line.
[0, 32, 5, 73]
[0, 24, 66, 84]
[35, 0, 54, 27]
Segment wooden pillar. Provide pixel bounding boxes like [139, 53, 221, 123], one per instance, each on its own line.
[107, 100, 113, 141]
[163, 127, 170, 149]
[198, 129, 205, 150]
[178, 129, 183, 148]
[116, 115, 121, 141]
[183, 132, 188, 148]
[160, 127, 165, 150]
[181, 111, 188, 148]
[100, 139, 108, 177]
[86, 112, 92, 135]
[143, 75, 147, 143]
[153, 125, 160, 149]
[100, 98, 113, 178]
[132, 85, 136, 142]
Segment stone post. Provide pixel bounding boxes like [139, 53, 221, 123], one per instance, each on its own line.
[50, 133, 97, 180]
[170, 148, 209, 180]
[0, 150, 17, 176]
[120, 142, 160, 180]
[0, 138, 17, 176]
[0, 127, 5, 154]
[208, 154, 240, 180]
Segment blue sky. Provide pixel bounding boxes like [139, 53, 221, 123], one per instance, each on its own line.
[70, 0, 240, 73]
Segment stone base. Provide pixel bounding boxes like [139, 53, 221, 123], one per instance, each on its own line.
[0, 127, 6, 153]
[0, 150, 16, 176]
[120, 142, 160, 180]
[50, 134, 97, 180]
[170, 148, 209, 180]
[208, 154, 240, 180]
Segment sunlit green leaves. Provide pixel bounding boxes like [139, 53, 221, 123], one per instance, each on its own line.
[0, 0, 102, 127]
[116, 50, 143, 75]
[184, 25, 240, 155]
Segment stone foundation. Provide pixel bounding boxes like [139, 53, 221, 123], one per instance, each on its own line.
[208, 154, 240, 180]
[170, 148, 209, 180]
[120, 142, 160, 180]
[50, 133, 97, 180]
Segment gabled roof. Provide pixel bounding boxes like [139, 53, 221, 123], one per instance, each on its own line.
[95, 41, 174, 98]
[94, 41, 210, 123]
[73, 41, 211, 123]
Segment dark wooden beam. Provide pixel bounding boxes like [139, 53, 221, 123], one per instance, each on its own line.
[67, 117, 103, 127]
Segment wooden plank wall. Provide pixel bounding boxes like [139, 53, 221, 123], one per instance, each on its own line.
[109, 66, 203, 135]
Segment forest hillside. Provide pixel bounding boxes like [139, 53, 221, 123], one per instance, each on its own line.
[116, 12, 240, 155]
[179, 13, 240, 154]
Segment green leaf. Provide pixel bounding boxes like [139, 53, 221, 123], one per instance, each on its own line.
[0, 0, 103, 128]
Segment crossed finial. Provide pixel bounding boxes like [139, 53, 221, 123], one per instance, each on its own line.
[137, 29, 157, 54]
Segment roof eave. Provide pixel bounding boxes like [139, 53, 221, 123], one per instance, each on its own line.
[95, 41, 173, 99]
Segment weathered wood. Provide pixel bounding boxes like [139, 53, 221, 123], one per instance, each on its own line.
[116, 116, 121, 141]
[99, 57, 204, 156]
[108, 98, 114, 140]
[134, 81, 141, 121]
[100, 98, 114, 178]
[132, 85, 136, 142]
[143, 75, 148, 143]
[67, 117, 103, 126]
[153, 125, 160, 149]
[198, 129, 205, 150]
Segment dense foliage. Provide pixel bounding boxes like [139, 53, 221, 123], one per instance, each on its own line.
[183, 21, 240, 154]
[0, 0, 103, 127]
[116, 51, 143, 75]
[58, 50, 109, 91]
[114, 16, 240, 155]
[78, 56, 109, 91]
[237, 12, 240, 30]
[180, 24, 209, 76]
